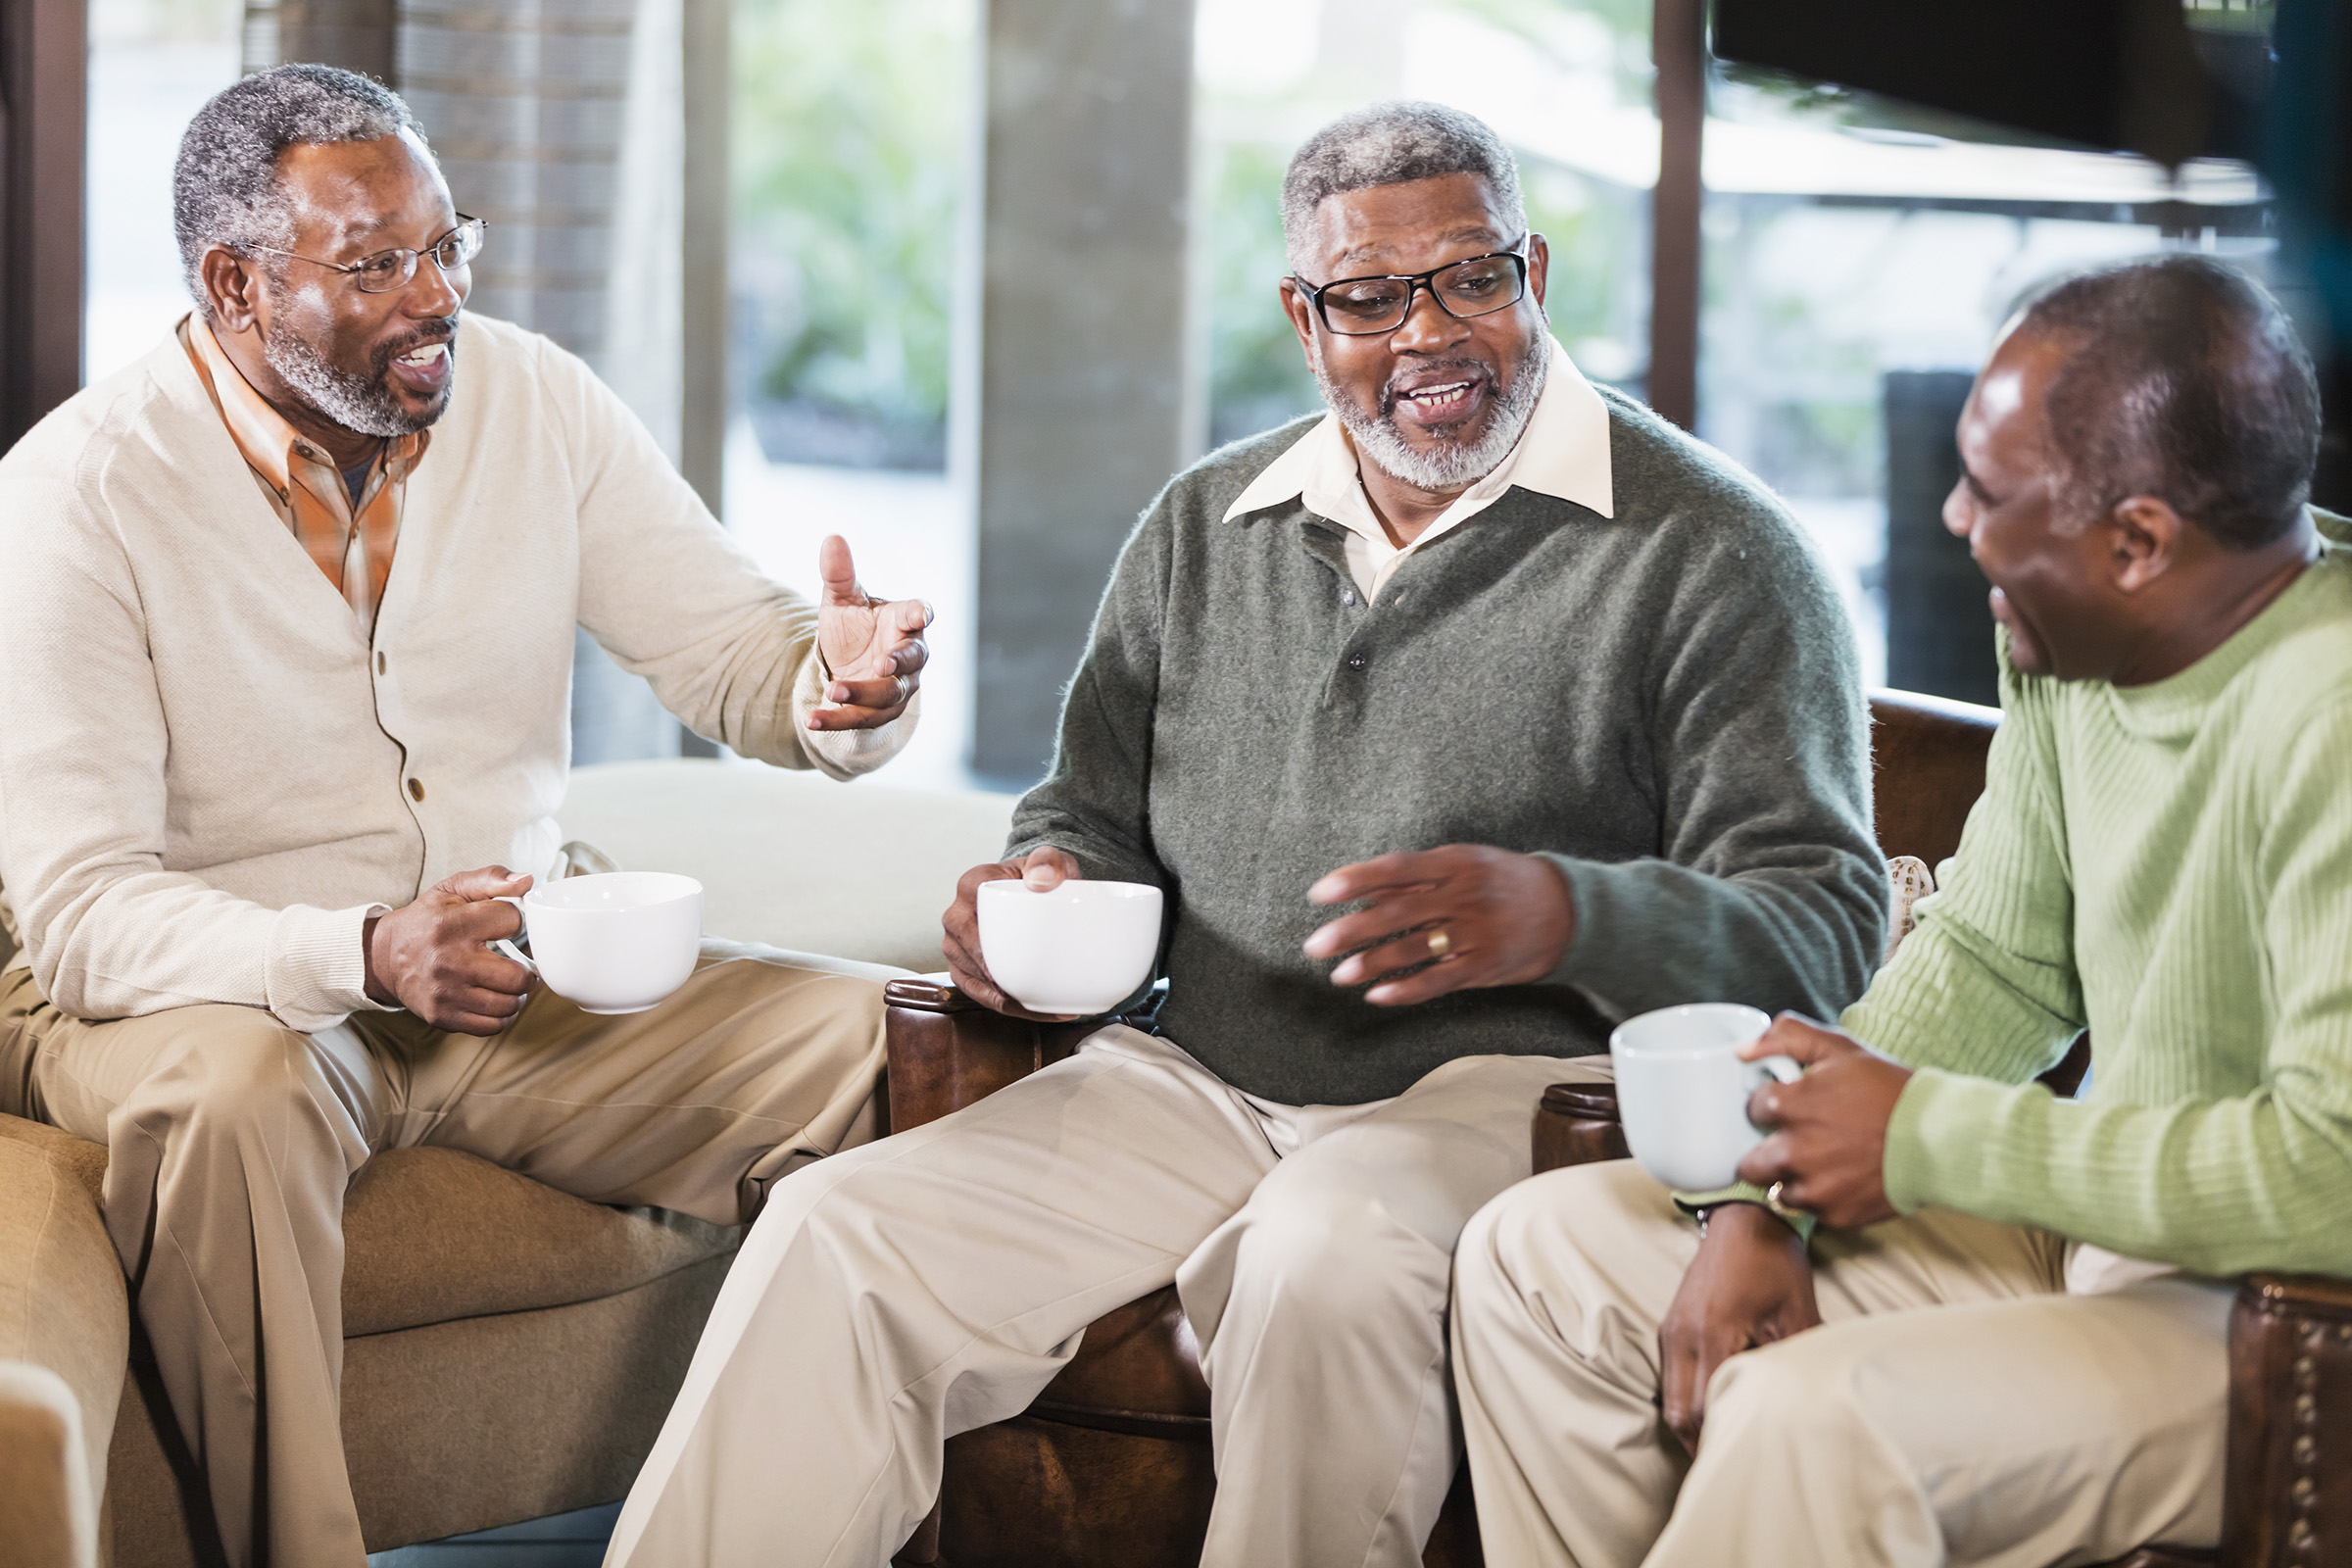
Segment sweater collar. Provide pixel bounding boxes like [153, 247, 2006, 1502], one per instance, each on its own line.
[2102, 526, 2347, 741]
[1220, 336, 1614, 526]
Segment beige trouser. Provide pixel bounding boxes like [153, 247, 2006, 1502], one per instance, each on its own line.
[607, 1026, 1606, 1568]
[1450, 1160, 2236, 1568]
[0, 938, 897, 1568]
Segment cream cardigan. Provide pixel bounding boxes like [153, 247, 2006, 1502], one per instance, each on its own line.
[0, 315, 909, 1032]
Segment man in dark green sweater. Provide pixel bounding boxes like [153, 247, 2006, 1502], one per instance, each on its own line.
[609, 101, 1886, 1568]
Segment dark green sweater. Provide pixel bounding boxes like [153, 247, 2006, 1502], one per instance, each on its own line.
[1007, 391, 1887, 1103]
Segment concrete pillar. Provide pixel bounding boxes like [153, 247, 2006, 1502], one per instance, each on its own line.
[968, 0, 1200, 785]
[242, 0, 396, 81]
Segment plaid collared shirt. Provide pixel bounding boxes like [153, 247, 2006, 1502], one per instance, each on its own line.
[181, 318, 429, 637]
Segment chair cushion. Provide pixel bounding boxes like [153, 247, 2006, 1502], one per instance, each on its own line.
[0, 1115, 734, 1340]
[340, 1148, 736, 1337]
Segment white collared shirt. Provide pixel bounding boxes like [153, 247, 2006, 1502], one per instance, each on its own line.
[1220, 336, 1615, 600]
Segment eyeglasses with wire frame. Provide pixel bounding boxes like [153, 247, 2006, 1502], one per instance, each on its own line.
[1292, 238, 1532, 336]
[247, 217, 488, 295]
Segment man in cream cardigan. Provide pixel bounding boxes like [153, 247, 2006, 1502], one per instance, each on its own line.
[0, 65, 930, 1568]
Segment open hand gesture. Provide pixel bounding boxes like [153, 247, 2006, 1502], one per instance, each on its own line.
[811, 534, 933, 731]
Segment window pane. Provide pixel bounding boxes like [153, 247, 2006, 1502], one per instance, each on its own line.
[86, 0, 242, 382]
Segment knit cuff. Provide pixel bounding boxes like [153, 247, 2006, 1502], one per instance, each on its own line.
[1538, 852, 1695, 1022]
[1883, 1064, 2014, 1216]
[265, 903, 389, 1034]
[790, 643, 919, 781]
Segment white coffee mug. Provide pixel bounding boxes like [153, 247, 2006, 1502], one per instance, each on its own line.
[495, 871, 703, 1015]
[1608, 1003, 1803, 1191]
[976, 878, 1162, 1016]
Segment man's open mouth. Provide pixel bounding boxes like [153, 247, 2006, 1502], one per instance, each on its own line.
[384, 335, 456, 395]
[1388, 367, 1493, 428]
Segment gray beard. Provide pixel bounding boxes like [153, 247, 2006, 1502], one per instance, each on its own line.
[261, 307, 453, 439]
[1311, 334, 1548, 493]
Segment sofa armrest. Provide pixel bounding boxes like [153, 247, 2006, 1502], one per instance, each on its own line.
[2221, 1272, 2352, 1565]
[0, 1129, 125, 1568]
[1532, 1084, 1631, 1172]
[881, 980, 1096, 1132]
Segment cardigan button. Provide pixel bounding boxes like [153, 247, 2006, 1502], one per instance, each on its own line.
[376, 652, 387, 675]
[408, 778, 425, 803]
[1340, 588, 1356, 606]
[1346, 654, 1366, 671]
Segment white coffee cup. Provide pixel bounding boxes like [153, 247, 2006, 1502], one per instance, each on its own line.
[495, 871, 703, 1015]
[976, 878, 1162, 1016]
[1608, 1003, 1803, 1191]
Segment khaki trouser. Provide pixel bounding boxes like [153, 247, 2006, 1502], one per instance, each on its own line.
[607, 1026, 1608, 1568]
[0, 938, 897, 1568]
[1450, 1159, 2235, 1568]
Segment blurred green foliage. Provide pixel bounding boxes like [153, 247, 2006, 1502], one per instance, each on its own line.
[733, 0, 968, 464]
[730, 0, 1654, 463]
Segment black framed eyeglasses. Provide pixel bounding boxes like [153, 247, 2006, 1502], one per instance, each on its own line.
[1293, 237, 1531, 336]
[249, 216, 487, 295]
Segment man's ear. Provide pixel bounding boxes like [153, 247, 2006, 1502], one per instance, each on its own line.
[200, 247, 265, 336]
[1526, 231, 1549, 312]
[1279, 276, 1317, 361]
[2105, 495, 2185, 594]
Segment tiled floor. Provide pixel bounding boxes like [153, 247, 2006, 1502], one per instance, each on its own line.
[366, 1503, 619, 1567]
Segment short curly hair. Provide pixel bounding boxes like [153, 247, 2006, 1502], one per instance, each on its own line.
[172, 64, 423, 318]
[2022, 256, 2320, 550]
[1281, 101, 1527, 270]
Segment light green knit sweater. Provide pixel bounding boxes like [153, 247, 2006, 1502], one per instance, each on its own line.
[1855, 533, 2352, 1276]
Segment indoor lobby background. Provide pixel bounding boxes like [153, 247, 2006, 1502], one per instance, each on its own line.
[0, 2, 2341, 1563]
[67, 0, 2299, 794]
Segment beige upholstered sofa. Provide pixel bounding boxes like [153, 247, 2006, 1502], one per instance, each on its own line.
[0, 760, 1014, 1568]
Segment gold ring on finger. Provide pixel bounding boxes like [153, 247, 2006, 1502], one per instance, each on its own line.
[894, 674, 913, 706]
[1426, 927, 1452, 958]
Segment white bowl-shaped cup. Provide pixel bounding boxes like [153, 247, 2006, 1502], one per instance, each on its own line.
[517, 871, 703, 1015]
[976, 878, 1163, 1016]
[1608, 1003, 1801, 1192]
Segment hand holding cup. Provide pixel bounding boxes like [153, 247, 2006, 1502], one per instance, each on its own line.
[1733, 1014, 1912, 1228]
[942, 848, 1085, 1019]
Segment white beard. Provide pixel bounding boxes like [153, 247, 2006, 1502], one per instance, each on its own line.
[1310, 332, 1547, 492]
[262, 303, 454, 439]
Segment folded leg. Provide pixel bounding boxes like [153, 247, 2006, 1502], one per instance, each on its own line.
[1179, 1052, 1604, 1568]
[1450, 1159, 2070, 1568]
[606, 1026, 1284, 1568]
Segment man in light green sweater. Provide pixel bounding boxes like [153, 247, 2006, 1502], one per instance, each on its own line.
[1450, 255, 2343, 1567]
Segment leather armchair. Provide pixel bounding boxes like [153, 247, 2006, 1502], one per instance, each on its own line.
[1532, 1087, 2352, 1568]
[883, 689, 2262, 1568]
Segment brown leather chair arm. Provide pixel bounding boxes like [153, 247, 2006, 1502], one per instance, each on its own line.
[881, 979, 1094, 1133]
[2220, 1271, 2352, 1566]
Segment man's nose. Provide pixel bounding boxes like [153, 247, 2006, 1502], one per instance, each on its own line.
[1388, 281, 1469, 355]
[407, 257, 466, 318]
[1941, 482, 1973, 540]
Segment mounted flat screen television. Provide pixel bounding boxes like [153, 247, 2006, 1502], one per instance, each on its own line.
[1710, 0, 2263, 164]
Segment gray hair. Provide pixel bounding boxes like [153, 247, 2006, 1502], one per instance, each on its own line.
[172, 65, 423, 317]
[1281, 101, 1527, 270]
[2021, 255, 2320, 550]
